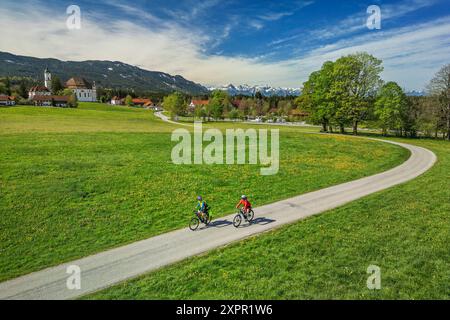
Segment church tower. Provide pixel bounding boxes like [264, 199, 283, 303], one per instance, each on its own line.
[92, 81, 97, 102]
[44, 68, 52, 92]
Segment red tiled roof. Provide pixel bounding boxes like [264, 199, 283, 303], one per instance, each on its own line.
[52, 96, 70, 102]
[32, 95, 70, 102]
[290, 109, 309, 116]
[0, 95, 15, 101]
[66, 77, 93, 89]
[132, 98, 152, 105]
[191, 100, 209, 106]
[29, 86, 50, 92]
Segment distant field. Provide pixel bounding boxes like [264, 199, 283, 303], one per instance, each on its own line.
[0, 103, 175, 133]
[89, 138, 449, 300]
[0, 103, 409, 281]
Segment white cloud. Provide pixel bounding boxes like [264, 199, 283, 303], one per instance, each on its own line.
[0, 1, 449, 90]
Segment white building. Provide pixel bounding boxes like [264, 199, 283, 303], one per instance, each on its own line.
[110, 96, 124, 105]
[65, 77, 97, 102]
[28, 86, 51, 99]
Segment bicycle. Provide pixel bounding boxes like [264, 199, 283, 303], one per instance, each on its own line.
[233, 208, 255, 228]
[189, 210, 212, 231]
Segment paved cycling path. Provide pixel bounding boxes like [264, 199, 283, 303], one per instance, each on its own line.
[0, 116, 437, 300]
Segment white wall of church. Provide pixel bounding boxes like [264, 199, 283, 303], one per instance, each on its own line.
[73, 89, 97, 102]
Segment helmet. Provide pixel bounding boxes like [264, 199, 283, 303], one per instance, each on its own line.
[241, 195, 247, 199]
[197, 196, 203, 201]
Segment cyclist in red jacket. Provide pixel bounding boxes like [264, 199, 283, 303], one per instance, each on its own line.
[236, 195, 252, 215]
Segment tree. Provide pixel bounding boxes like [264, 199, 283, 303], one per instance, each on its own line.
[163, 92, 186, 118]
[428, 64, 450, 140]
[402, 96, 420, 138]
[229, 108, 239, 121]
[278, 100, 293, 117]
[332, 53, 383, 135]
[51, 76, 64, 94]
[4, 77, 11, 96]
[207, 90, 232, 120]
[300, 61, 336, 132]
[238, 98, 252, 117]
[125, 95, 134, 107]
[18, 80, 28, 99]
[0, 83, 7, 95]
[61, 88, 74, 96]
[67, 92, 78, 108]
[375, 82, 407, 135]
[194, 105, 207, 121]
[208, 98, 223, 120]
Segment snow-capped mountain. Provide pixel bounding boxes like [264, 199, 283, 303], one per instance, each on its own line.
[207, 84, 301, 97]
[405, 90, 425, 96]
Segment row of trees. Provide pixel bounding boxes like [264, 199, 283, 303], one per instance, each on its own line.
[163, 90, 297, 121]
[97, 88, 169, 104]
[0, 77, 32, 98]
[299, 52, 450, 140]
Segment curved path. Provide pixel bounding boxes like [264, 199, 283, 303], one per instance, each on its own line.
[0, 116, 437, 300]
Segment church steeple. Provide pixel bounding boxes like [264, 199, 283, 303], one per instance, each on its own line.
[44, 68, 52, 92]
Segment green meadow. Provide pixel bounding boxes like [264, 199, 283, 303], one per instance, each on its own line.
[0, 103, 409, 282]
[89, 138, 450, 300]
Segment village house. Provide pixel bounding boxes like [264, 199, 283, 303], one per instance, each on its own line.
[110, 96, 161, 111]
[28, 86, 51, 99]
[110, 96, 124, 105]
[132, 98, 153, 107]
[188, 99, 209, 112]
[32, 95, 70, 107]
[149, 105, 163, 112]
[0, 95, 16, 106]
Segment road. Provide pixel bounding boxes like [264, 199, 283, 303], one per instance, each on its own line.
[0, 116, 437, 300]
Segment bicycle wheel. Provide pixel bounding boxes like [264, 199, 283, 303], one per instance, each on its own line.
[189, 217, 200, 231]
[233, 214, 242, 228]
[247, 210, 255, 222]
[204, 213, 212, 226]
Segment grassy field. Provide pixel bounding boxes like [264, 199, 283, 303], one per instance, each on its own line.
[0, 103, 175, 133]
[0, 103, 410, 282]
[88, 138, 449, 300]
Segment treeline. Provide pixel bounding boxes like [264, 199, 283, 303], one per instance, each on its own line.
[163, 90, 300, 121]
[0, 77, 36, 99]
[96, 88, 169, 104]
[297, 52, 450, 140]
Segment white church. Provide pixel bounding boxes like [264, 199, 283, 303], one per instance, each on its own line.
[29, 68, 97, 103]
[65, 77, 97, 102]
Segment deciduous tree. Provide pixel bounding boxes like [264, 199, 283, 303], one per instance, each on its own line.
[375, 82, 407, 135]
[428, 64, 450, 140]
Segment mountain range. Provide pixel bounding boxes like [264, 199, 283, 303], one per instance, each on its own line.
[207, 84, 301, 97]
[405, 90, 425, 97]
[0, 51, 208, 95]
[1, 52, 426, 98]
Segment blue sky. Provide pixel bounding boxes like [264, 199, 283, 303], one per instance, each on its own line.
[1, 0, 450, 90]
